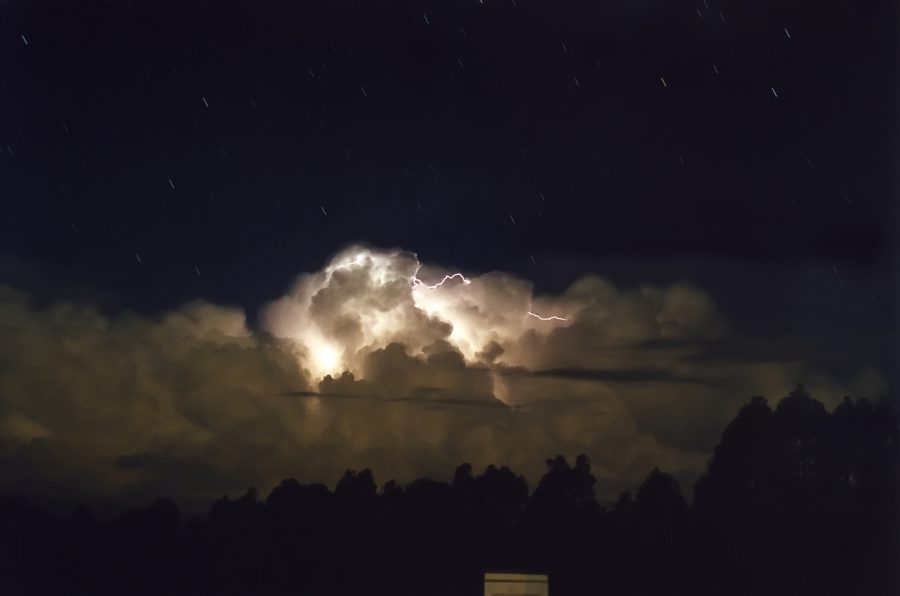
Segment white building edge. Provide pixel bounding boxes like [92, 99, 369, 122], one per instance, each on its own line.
[484, 572, 549, 596]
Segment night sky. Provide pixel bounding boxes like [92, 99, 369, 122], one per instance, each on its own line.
[0, 0, 897, 508]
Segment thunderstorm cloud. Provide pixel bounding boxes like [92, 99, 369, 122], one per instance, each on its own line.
[0, 246, 886, 506]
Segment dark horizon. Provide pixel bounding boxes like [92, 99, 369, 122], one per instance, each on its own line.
[3, 386, 898, 596]
[3, 385, 896, 515]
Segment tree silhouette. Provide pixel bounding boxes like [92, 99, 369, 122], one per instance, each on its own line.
[693, 387, 899, 596]
[524, 454, 602, 595]
[634, 468, 689, 594]
[693, 394, 782, 594]
[0, 389, 896, 596]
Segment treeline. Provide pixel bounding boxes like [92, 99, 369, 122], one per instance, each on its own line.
[1, 387, 897, 596]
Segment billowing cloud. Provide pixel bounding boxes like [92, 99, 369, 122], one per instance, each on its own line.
[0, 246, 886, 507]
[260, 245, 576, 380]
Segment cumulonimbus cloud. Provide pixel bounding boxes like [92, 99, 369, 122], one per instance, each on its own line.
[0, 246, 887, 508]
[260, 245, 575, 381]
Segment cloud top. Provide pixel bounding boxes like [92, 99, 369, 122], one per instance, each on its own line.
[0, 247, 885, 507]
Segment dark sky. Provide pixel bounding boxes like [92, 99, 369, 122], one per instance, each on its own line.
[4, 0, 897, 373]
[0, 0, 897, 506]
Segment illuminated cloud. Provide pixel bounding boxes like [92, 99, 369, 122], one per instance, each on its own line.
[0, 247, 886, 507]
[261, 245, 573, 382]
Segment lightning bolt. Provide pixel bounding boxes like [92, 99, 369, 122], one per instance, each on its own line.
[409, 263, 472, 290]
[327, 250, 567, 321]
[411, 264, 568, 321]
[526, 311, 568, 322]
[329, 254, 365, 272]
